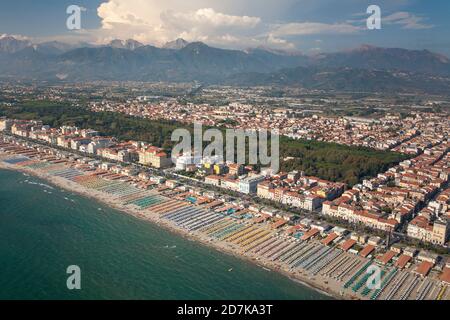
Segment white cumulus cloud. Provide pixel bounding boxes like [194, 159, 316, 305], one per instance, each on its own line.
[94, 0, 264, 47]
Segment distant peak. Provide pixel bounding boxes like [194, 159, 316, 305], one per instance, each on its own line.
[0, 34, 29, 41]
[0, 34, 14, 40]
[108, 39, 143, 50]
[0, 34, 32, 53]
[163, 38, 189, 50]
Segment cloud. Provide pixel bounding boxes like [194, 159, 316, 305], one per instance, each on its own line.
[161, 8, 261, 30]
[271, 22, 361, 36]
[383, 12, 433, 30]
[0, 33, 31, 41]
[265, 34, 295, 49]
[94, 0, 264, 47]
[159, 8, 261, 45]
[91, 0, 359, 49]
[31, 0, 436, 52]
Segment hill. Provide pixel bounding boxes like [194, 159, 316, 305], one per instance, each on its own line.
[1, 36, 450, 93]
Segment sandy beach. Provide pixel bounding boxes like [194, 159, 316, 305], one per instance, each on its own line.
[0, 156, 353, 300]
[3, 144, 448, 301]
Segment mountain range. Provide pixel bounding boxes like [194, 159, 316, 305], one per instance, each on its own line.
[0, 35, 449, 94]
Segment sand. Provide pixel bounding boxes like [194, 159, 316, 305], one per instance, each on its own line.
[0, 155, 358, 300]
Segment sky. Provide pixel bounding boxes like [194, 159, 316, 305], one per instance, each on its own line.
[0, 0, 449, 55]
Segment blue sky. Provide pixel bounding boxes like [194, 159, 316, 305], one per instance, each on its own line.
[0, 0, 449, 55]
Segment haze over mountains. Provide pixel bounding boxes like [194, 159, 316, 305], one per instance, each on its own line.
[163, 38, 190, 50]
[1, 35, 449, 93]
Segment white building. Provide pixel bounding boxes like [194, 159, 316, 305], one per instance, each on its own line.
[174, 154, 203, 171]
[239, 175, 265, 194]
[87, 138, 114, 154]
[0, 118, 12, 132]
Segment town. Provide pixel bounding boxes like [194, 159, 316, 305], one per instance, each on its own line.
[1, 110, 449, 300]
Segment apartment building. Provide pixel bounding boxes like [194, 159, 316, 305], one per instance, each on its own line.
[407, 215, 449, 245]
[0, 118, 12, 132]
[239, 175, 265, 194]
[138, 146, 172, 168]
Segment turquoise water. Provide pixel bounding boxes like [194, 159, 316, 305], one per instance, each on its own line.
[0, 169, 330, 300]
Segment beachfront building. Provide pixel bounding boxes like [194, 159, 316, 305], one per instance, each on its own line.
[255, 175, 343, 211]
[257, 181, 273, 199]
[406, 185, 450, 245]
[407, 216, 449, 245]
[97, 148, 119, 161]
[205, 175, 221, 187]
[239, 175, 265, 194]
[221, 176, 240, 192]
[11, 123, 31, 137]
[322, 198, 399, 232]
[173, 153, 202, 171]
[59, 136, 73, 148]
[0, 118, 12, 132]
[282, 191, 324, 211]
[87, 137, 115, 154]
[138, 146, 172, 168]
[117, 149, 138, 163]
[70, 137, 92, 151]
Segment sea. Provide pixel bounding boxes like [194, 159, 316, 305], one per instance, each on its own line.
[0, 169, 330, 300]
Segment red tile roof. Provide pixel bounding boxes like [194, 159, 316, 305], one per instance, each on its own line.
[271, 219, 287, 229]
[440, 267, 450, 284]
[359, 245, 375, 258]
[301, 228, 319, 241]
[415, 261, 434, 277]
[340, 239, 356, 251]
[395, 255, 412, 269]
[377, 250, 397, 265]
[321, 232, 338, 246]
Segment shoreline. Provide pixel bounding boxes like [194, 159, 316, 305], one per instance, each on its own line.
[0, 160, 348, 300]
